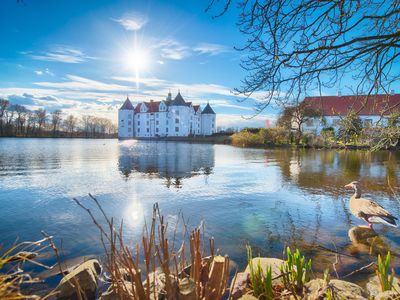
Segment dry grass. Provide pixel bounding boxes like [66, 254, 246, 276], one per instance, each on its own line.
[0, 236, 56, 299]
[73, 195, 230, 299]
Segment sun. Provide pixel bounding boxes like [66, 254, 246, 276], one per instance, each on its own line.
[126, 48, 149, 72]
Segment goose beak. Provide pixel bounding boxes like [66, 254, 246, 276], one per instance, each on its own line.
[344, 184, 352, 188]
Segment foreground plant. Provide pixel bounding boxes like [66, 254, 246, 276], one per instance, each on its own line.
[0, 237, 53, 299]
[377, 251, 395, 292]
[246, 245, 274, 300]
[74, 195, 230, 299]
[280, 247, 312, 293]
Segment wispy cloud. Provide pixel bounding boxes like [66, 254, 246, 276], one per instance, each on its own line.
[34, 68, 54, 76]
[155, 39, 190, 60]
[193, 43, 230, 56]
[112, 13, 147, 31]
[34, 75, 132, 92]
[27, 46, 94, 64]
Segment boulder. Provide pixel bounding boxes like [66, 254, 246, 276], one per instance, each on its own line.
[244, 257, 285, 281]
[366, 275, 400, 297]
[56, 259, 101, 300]
[305, 278, 368, 299]
[230, 272, 250, 299]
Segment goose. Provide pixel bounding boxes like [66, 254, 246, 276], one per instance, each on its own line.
[344, 181, 397, 229]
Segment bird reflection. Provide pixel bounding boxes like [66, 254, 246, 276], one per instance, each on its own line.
[347, 226, 390, 256]
[118, 142, 215, 188]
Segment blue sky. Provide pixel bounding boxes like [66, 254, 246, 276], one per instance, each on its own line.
[0, 0, 279, 128]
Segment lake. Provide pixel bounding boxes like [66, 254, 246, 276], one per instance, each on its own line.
[1, 138, 400, 284]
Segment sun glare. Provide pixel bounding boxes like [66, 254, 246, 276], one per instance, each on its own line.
[126, 48, 149, 71]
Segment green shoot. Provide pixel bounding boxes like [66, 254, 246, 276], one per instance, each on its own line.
[280, 247, 312, 292]
[377, 251, 395, 292]
[246, 245, 274, 300]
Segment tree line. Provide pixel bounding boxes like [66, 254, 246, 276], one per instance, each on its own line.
[0, 99, 117, 138]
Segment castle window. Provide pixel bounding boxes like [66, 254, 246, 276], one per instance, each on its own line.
[166, 128, 168, 132]
[156, 120, 159, 125]
[176, 110, 179, 115]
[147, 121, 149, 125]
[138, 121, 140, 125]
[175, 127, 179, 132]
[175, 118, 179, 124]
[147, 128, 149, 133]
[128, 128, 131, 131]
[138, 128, 140, 132]
[128, 121, 131, 125]
[156, 114, 159, 118]
[156, 128, 159, 132]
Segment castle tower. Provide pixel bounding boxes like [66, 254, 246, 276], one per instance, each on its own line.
[118, 96, 135, 139]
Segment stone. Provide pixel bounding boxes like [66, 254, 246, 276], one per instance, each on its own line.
[56, 259, 101, 300]
[238, 293, 258, 300]
[374, 290, 399, 299]
[178, 277, 196, 300]
[244, 257, 285, 281]
[366, 275, 400, 297]
[305, 278, 368, 299]
[230, 272, 250, 299]
[99, 281, 134, 300]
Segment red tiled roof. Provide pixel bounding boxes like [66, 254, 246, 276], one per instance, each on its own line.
[134, 101, 164, 113]
[303, 94, 400, 116]
[134, 103, 142, 113]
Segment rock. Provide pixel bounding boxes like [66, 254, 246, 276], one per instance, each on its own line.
[305, 278, 368, 299]
[238, 293, 258, 300]
[56, 259, 101, 300]
[374, 290, 399, 299]
[144, 272, 179, 299]
[38, 255, 98, 279]
[178, 277, 196, 300]
[366, 275, 400, 297]
[244, 257, 285, 281]
[230, 272, 250, 299]
[348, 226, 390, 255]
[99, 281, 134, 300]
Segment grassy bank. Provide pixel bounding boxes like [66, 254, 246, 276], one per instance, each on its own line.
[231, 127, 400, 151]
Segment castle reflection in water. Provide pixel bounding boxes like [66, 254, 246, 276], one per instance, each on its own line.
[118, 141, 214, 188]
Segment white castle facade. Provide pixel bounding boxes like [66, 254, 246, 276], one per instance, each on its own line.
[118, 92, 216, 139]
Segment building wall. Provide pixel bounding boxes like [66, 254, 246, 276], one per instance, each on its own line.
[118, 110, 134, 138]
[201, 114, 216, 136]
[118, 102, 215, 138]
[301, 115, 388, 135]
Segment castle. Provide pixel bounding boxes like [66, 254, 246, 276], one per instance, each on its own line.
[118, 91, 216, 139]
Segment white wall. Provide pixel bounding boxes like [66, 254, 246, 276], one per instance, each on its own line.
[118, 110, 134, 138]
[301, 115, 389, 135]
[201, 114, 216, 136]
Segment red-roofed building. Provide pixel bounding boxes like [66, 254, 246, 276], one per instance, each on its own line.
[118, 92, 215, 138]
[299, 94, 400, 134]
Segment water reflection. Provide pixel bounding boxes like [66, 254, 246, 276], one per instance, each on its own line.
[272, 149, 400, 196]
[118, 141, 215, 188]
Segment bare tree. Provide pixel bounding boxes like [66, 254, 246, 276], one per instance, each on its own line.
[0, 99, 9, 134]
[35, 108, 47, 134]
[207, 0, 400, 110]
[51, 109, 62, 136]
[64, 115, 77, 137]
[14, 104, 28, 135]
[277, 102, 321, 144]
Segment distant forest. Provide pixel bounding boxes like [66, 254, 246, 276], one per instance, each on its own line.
[0, 99, 117, 138]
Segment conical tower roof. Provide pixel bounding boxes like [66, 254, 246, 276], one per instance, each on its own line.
[201, 103, 215, 114]
[120, 97, 134, 110]
[171, 92, 187, 106]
